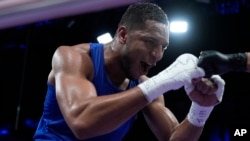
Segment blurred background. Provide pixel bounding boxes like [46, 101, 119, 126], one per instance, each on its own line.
[0, 0, 250, 140]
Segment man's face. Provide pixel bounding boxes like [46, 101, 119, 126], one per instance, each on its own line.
[121, 20, 170, 80]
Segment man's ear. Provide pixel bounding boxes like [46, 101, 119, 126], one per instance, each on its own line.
[117, 26, 127, 44]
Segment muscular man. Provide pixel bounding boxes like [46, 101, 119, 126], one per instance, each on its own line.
[34, 2, 225, 141]
[198, 50, 250, 77]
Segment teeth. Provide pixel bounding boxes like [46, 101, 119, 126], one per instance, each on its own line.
[145, 62, 151, 67]
[140, 61, 153, 73]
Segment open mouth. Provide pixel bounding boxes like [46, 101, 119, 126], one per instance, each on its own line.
[140, 61, 152, 73]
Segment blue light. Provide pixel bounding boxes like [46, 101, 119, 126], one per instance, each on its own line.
[214, 0, 248, 15]
[19, 44, 26, 49]
[44, 20, 52, 25]
[209, 126, 230, 141]
[24, 119, 38, 128]
[224, 128, 230, 141]
[0, 128, 9, 136]
[35, 20, 52, 27]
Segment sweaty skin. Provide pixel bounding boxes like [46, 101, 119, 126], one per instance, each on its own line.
[46, 20, 219, 141]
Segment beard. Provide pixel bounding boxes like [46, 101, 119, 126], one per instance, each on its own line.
[121, 54, 138, 81]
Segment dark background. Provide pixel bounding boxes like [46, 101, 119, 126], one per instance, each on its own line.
[0, 0, 250, 140]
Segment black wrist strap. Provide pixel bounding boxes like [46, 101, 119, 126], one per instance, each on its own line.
[229, 52, 247, 72]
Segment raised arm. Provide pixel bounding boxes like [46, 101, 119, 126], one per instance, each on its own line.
[142, 96, 204, 141]
[141, 54, 225, 141]
[143, 76, 224, 141]
[52, 48, 206, 140]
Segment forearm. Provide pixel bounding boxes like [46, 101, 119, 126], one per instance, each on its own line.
[59, 85, 148, 139]
[143, 104, 203, 141]
[142, 97, 179, 141]
[80, 87, 148, 131]
[169, 118, 203, 141]
[144, 105, 203, 141]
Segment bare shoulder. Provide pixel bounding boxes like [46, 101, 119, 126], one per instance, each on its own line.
[55, 43, 90, 56]
[50, 43, 94, 81]
[71, 43, 91, 54]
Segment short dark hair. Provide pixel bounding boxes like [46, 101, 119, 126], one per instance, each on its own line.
[118, 2, 168, 31]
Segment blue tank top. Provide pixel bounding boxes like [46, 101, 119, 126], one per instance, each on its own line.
[34, 43, 139, 141]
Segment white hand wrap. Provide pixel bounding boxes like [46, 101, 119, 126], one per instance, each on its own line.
[186, 75, 225, 127]
[138, 53, 205, 103]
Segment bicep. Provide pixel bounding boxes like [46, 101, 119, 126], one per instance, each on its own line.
[52, 46, 96, 120]
[55, 73, 97, 117]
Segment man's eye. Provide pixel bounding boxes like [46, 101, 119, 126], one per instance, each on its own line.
[162, 46, 168, 51]
[145, 40, 156, 46]
[162, 43, 169, 51]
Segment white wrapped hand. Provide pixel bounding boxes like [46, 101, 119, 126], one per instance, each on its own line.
[185, 75, 225, 127]
[138, 53, 205, 103]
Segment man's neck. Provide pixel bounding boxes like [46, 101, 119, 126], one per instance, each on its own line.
[104, 43, 127, 88]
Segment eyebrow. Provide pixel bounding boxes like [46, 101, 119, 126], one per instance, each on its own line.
[147, 36, 169, 49]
